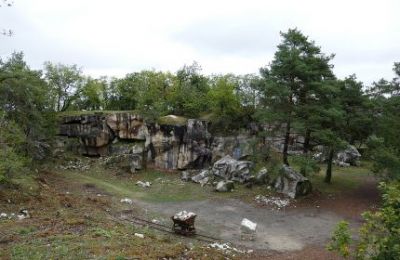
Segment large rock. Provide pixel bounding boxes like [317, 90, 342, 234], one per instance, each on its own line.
[335, 145, 361, 166]
[215, 180, 235, 192]
[212, 155, 253, 183]
[191, 169, 211, 185]
[255, 167, 268, 184]
[273, 165, 312, 198]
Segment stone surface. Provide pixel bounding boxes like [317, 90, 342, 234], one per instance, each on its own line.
[273, 165, 312, 199]
[181, 171, 191, 182]
[215, 180, 235, 192]
[212, 155, 253, 183]
[255, 167, 268, 184]
[335, 145, 361, 166]
[191, 169, 211, 186]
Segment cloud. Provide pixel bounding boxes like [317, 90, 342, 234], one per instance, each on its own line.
[0, 0, 399, 84]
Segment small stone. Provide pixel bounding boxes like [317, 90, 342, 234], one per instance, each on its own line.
[134, 233, 144, 238]
[120, 198, 133, 204]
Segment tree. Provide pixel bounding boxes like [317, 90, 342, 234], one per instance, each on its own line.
[76, 76, 108, 111]
[259, 28, 335, 164]
[0, 52, 55, 181]
[168, 62, 209, 117]
[44, 62, 84, 112]
[207, 74, 242, 131]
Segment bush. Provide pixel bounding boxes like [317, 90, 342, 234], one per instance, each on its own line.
[328, 182, 400, 259]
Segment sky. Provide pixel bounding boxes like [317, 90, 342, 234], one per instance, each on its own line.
[0, 0, 399, 85]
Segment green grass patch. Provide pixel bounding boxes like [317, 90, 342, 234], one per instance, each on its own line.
[309, 162, 374, 194]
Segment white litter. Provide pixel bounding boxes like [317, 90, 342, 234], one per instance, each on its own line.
[134, 233, 144, 238]
[208, 242, 245, 254]
[17, 214, 26, 220]
[0, 213, 7, 218]
[173, 210, 196, 221]
[151, 219, 160, 224]
[255, 195, 291, 209]
[241, 218, 257, 232]
[136, 181, 151, 188]
[120, 198, 133, 204]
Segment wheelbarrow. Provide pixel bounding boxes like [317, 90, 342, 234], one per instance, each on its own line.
[171, 214, 196, 236]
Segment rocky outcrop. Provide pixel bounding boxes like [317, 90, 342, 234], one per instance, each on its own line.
[58, 113, 214, 170]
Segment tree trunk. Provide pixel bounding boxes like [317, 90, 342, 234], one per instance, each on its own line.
[324, 147, 334, 183]
[303, 129, 311, 154]
[283, 121, 291, 165]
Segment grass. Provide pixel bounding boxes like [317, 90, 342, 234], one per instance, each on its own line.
[307, 162, 374, 194]
[157, 115, 188, 126]
[0, 168, 233, 260]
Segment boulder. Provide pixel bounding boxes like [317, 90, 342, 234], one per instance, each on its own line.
[191, 169, 211, 185]
[335, 145, 361, 166]
[273, 165, 312, 198]
[215, 180, 235, 192]
[181, 171, 191, 182]
[255, 167, 268, 184]
[212, 155, 253, 183]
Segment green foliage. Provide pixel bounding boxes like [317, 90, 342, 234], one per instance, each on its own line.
[76, 76, 108, 110]
[258, 28, 335, 164]
[357, 182, 400, 259]
[0, 53, 57, 181]
[328, 182, 400, 259]
[44, 61, 84, 112]
[327, 221, 352, 258]
[168, 62, 210, 117]
[292, 155, 320, 176]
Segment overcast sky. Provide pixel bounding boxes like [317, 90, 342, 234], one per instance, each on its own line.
[1, 0, 399, 85]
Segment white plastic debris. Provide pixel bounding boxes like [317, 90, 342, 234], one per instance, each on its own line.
[134, 233, 144, 238]
[241, 218, 257, 232]
[0, 213, 7, 218]
[208, 242, 245, 254]
[151, 219, 160, 224]
[136, 181, 151, 188]
[173, 210, 196, 221]
[255, 195, 290, 209]
[17, 214, 26, 220]
[120, 198, 133, 204]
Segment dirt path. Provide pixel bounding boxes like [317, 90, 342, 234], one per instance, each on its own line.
[131, 197, 342, 252]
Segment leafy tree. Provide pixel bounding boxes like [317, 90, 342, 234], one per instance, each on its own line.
[207, 74, 242, 131]
[259, 28, 335, 164]
[168, 62, 209, 117]
[44, 62, 84, 112]
[0, 52, 55, 180]
[76, 76, 108, 110]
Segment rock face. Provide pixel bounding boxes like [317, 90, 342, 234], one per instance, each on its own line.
[212, 155, 253, 183]
[273, 165, 312, 198]
[58, 113, 214, 170]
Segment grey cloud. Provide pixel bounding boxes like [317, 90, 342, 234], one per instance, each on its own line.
[173, 18, 279, 56]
